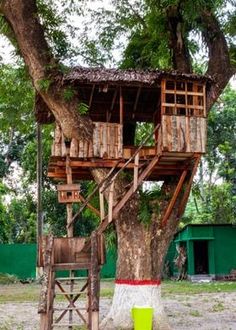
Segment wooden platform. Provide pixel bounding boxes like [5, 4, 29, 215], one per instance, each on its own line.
[48, 147, 197, 182]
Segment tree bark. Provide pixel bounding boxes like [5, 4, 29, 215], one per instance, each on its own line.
[166, 5, 192, 73]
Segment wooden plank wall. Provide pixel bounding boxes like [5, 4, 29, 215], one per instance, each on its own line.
[161, 115, 206, 153]
[93, 122, 123, 158]
[51, 122, 123, 159]
[53, 237, 86, 264]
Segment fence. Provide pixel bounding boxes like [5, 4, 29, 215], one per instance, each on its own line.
[0, 244, 117, 279]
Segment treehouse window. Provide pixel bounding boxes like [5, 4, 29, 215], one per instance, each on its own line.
[161, 79, 206, 117]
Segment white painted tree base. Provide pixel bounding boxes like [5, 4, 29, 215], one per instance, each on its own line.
[100, 283, 171, 330]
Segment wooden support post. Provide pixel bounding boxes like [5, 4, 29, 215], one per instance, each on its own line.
[108, 181, 114, 223]
[66, 157, 73, 238]
[38, 236, 54, 329]
[133, 152, 140, 191]
[178, 155, 201, 218]
[161, 169, 188, 228]
[90, 232, 100, 330]
[99, 188, 105, 221]
[119, 87, 123, 125]
[36, 123, 43, 277]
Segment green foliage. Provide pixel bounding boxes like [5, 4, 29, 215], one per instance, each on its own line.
[38, 78, 52, 92]
[63, 87, 75, 102]
[77, 102, 89, 115]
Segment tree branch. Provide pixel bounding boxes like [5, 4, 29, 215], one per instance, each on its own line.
[165, 5, 192, 73]
[201, 10, 235, 111]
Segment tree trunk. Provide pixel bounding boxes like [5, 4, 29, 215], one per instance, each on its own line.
[96, 176, 182, 329]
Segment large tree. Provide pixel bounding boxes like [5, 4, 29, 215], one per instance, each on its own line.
[0, 1, 235, 329]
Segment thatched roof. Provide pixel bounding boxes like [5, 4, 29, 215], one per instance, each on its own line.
[36, 67, 212, 124]
[64, 67, 211, 86]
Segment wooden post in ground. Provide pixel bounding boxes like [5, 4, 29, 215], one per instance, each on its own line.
[36, 123, 44, 278]
[90, 232, 100, 330]
[66, 155, 74, 329]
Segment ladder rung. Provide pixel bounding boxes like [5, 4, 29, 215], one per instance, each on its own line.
[54, 307, 87, 311]
[53, 263, 91, 271]
[56, 291, 87, 295]
[56, 277, 88, 281]
[52, 323, 83, 327]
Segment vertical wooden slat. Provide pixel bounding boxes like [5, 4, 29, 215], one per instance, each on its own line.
[54, 124, 62, 156]
[119, 87, 124, 125]
[70, 138, 78, 157]
[133, 152, 139, 191]
[108, 181, 114, 223]
[99, 188, 105, 221]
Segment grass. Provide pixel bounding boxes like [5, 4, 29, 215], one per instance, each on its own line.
[0, 273, 18, 285]
[189, 310, 202, 317]
[0, 279, 236, 303]
[162, 280, 236, 296]
[211, 301, 225, 312]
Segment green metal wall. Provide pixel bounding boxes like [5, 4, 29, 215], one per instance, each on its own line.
[0, 244, 117, 279]
[0, 244, 37, 279]
[213, 226, 236, 275]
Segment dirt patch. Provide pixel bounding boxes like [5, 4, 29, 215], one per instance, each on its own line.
[0, 292, 236, 329]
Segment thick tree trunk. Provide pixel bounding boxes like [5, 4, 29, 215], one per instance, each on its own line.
[96, 176, 182, 329]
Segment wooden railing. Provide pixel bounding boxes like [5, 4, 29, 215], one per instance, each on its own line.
[51, 122, 123, 159]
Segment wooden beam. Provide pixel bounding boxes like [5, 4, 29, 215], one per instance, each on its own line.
[108, 181, 114, 223]
[119, 86, 124, 125]
[66, 156, 73, 238]
[161, 169, 188, 228]
[89, 84, 95, 109]
[90, 232, 100, 330]
[177, 155, 201, 217]
[133, 152, 140, 191]
[107, 88, 118, 122]
[99, 188, 105, 221]
[132, 86, 141, 119]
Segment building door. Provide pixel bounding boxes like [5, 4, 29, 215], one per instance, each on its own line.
[194, 240, 209, 274]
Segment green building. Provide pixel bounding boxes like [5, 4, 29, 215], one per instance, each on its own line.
[168, 224, 236, 279]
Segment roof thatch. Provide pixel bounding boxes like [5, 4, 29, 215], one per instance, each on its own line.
[64, 67, 212, 86]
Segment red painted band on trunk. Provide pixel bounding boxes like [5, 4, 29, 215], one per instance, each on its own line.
[115, 279, 161, 285]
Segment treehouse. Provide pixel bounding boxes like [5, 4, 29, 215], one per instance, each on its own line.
[36, 68, 210, 330]
[38, 67, 209, 182]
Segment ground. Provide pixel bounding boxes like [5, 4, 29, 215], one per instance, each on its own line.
[0, 280, 236, 329]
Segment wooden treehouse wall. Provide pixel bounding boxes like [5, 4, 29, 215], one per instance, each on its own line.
[160, 79, 207, 154]
[52, 122, 123, 159]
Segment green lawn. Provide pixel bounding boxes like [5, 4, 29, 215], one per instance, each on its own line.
[0, 278, 236, 303]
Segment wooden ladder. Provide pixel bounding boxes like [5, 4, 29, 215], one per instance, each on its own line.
[39, 234, 102, 330]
